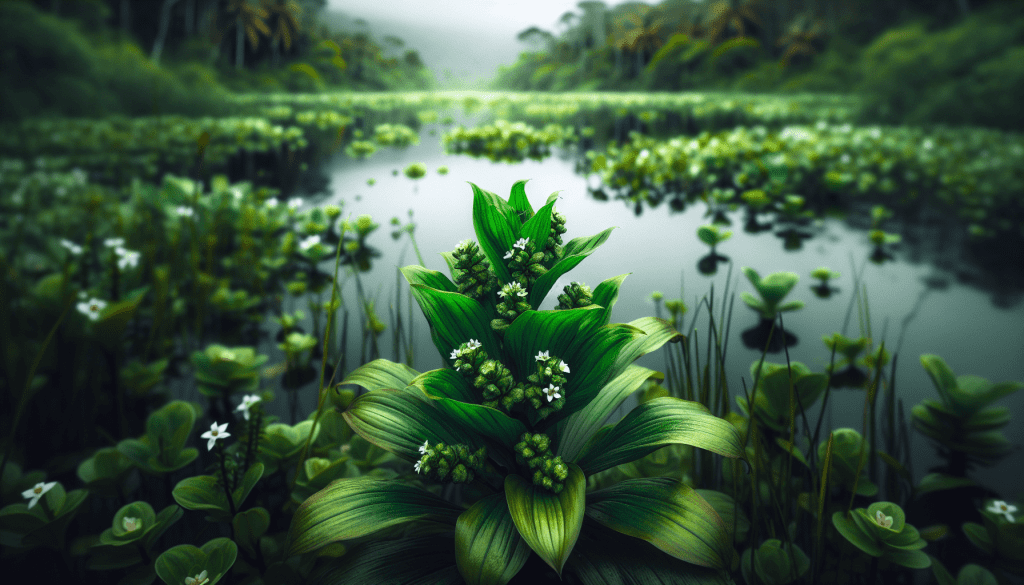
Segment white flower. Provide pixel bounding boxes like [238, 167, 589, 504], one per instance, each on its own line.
[184, 570, 209, 585]
[874, 510, 893, 529]
[543, 384, 561, 403]
[559, 360, 570, 374]
[450, 349, 460, 360]
[176, 206, 195, 217]
[60, 239, 82, 255]
[497, 289, 507, 298]
[535, 350, 550, 361]
[103, 237, 125, 248]
[517, 288, 527, 298]
[503, 250, 513, 260]
[514, 237, 529, 250]
[122, 516, 141, 532]
[235, 394, 261, 421]
[987, 500, 1018, 522]
[200, 422, 230, 451]
[115, 248, 140, 270]
[299, 235, 321, 251]
[77, 297, 107, 321]
[414, 460, 422, 474]
[419, 440, 430, 455]
[22, 481, 56, 509]
[266, 198, 279, 209]
[287, 197, 303, 211]
[466, 339, 481, 350]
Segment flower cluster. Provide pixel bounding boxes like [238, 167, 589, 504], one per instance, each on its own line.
[451, 339, 486, 375]
[503, 237, 547, 289]
[524, 351, 570, 418]
[414, 440, 487, 484]
[555, 281, 593, 310]
[475, 359, 523, 413]
[542, 209, 567, 264]
[491, 281, 531, 337]
[103, 238, 141, 270]
[452, 240, 498, 301]
[514, 433, 569, 493]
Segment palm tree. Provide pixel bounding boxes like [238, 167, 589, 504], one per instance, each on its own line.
[776, 14, 825, 67]
[703, 0, 764, 47]
[612, 4, 665, 76]
[226, 0, 271, 70]
[262, 0, 302, 66]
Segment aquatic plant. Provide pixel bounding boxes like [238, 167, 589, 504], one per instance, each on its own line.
[403, 162, 427, 179]
[735, 360, 828, 434]
[740, 538, 810, 585]
[740, 267, 804, 321]
[832, 501, 931, 569]
[697, 224, 732, 254]
[288, 180, 745, 582]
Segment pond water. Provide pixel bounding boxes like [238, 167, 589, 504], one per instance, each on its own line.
[274, 119, 1024, 499]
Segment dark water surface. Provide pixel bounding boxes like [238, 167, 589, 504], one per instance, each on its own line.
[277, 123, 1024, 499]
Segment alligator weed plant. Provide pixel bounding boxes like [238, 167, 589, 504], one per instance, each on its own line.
[289, 180, 748, 583]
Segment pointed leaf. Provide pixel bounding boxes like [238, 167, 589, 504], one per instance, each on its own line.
[471, 182, 519, 284]
[343, 388, 482, 461]
[507, 180, 535, 221]
[557, 365, 657, 462]
[289, 478, 464, 555]
[585, 477, 732, 569]
[408, 284, 502, 363]
[530, 227, 615, 307]
[401, 265, 458, 293]
[610, 317, 685, 380]
[505, 464, 586, 576]
[520, 200, 554, 256]
[232, 463, 264, 509]
[455, 492, 532, 585]
[339, 359, 421, 393]
[576, 397, 744, 475]
[591, 274, 629, 326]
[920, 355, 957, 407]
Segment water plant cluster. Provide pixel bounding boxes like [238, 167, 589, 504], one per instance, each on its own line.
[443, 120, 577, 162]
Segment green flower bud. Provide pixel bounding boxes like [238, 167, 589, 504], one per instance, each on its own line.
[452, 240, 498, 301]
[556, 281, 593, 310]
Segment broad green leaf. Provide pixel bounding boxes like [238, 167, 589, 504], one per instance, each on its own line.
[530, 227, 615, 307]
[339, 359, 421, 393]
[455, 492, 532, 585]
[591, 274, 629, 326]
[832, 511, 883, 557]
[232, 463, 264, 509]
[567, 518, 732, 585]
[557, 365, 657, 462]
[505, 464, 585, 576]
[885, 548, 932, 569]
[507, 179, 535, 221]
[519, 200, 554, 257]
[343, 388, 482, 461]
[471, 182, 519, 284]
[609, 317, 685, 381]
[289, 478, 463, 555]
[576, 397, 744, 475]
[308, 534, 463, 584]
[956, 563, 999, 585]
[232, 507, 270, 556]
[400, 265, 458, 293]
[172, 475, 229, 515]
[142, 505, 183, 551]
[155, 537, 236, 585]
[412, 368, 477, 402]
[585, 478, 731, 569]
[695, 489, 750, 543]
[408, 284, 501, 362]
[920, 354, 957, 407]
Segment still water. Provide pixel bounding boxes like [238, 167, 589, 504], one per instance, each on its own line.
[279, 121, 1024, 498]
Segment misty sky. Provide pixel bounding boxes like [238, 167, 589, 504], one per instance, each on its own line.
[326, 0, 592, 86]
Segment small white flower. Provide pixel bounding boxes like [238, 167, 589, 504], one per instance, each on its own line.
[103, 237, 125, 248]
[497, 289, 507, 298]
[77, 297, 107, 321]
[450, 349, 460, 360]
[514, 237, 529, 250]
[60, 239, 82, 255]
[266, 198, 279, 209]
[419, 440, 430, 455]
[115, 248, 140, 270]
[517, 288, 527, 298]
[184, 570, 209, 585]
[287, 197, 303, 211]
[299, 235, 321, 251]
[22, 481, 56, 509]
[559, 360, 570, 374]
[200, 422, 230, 451]
[874, 510, 893, 529]
[503, 250, 513, 260]
[987, 500, 1018, 522]
[543, 384, 561, 403]
[535, 350, 550, 361]
[414, 460, 422, 474]
[122, 516, 141, 532]
[466, 339, 481, 350]
[235, 394, 261, 421]
[176, 206, 194, 217]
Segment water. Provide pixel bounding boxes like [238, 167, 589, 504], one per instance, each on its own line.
[290, 122, 1024, 500]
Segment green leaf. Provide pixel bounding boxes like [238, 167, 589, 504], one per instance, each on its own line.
[471, 182, 519, 284]
[591, 274, 629, 326]
[343, 388, 483, 462]
[455, 492, 532, 585]
[400, 265, 458, 293]
[920, 354, 957, 407]
[155, 537, 237, 585]
[956, 563, 999, 585]
[504, 464, 586, 577]
[507, 179, 535, 221]
[289, 477, 464, 555]
[339, 359, 421, 393]
[233, 507, 270, 556]
[232, 463, 263, 508]
[308, 534, 463, 584]
[609, 317, 685, 380]
[408, 284, 502, 363]
[576, 397, 744, 475]
[961, 522, 993, 554]
[585, 478, 732, 569]
[884, 548, 932, 569]
[567, 518, 732, 585]
[142, 505, 183, 551]
[529, 227, 614, 307]
[832, 511, 883, 557]
[557, 365, 657, 463]
[172, 475, 229, 515]
[519, 200, 554, 256]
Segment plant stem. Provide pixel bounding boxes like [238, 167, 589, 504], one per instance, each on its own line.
[216, 441, 238, 518]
